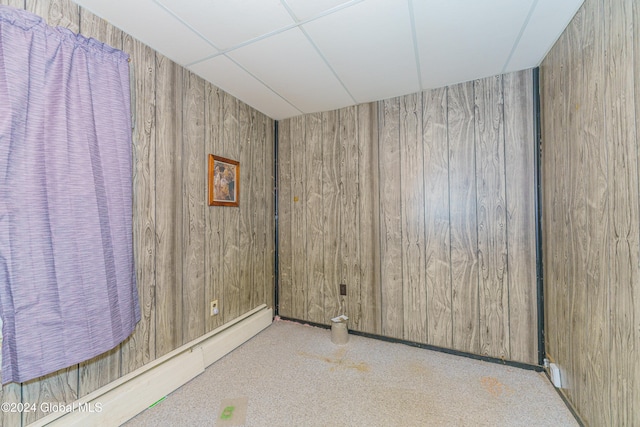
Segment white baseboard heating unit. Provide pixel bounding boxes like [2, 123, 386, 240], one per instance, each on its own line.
[30, 304, 273, 427]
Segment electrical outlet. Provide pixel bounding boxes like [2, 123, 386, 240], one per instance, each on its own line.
[339, 284, 347, 296]
[210, 299, 219, 316]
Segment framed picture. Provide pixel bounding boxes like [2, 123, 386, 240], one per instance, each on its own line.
[208, 154, 240, 207]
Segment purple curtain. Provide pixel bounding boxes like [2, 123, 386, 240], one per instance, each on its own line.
[0, 6, 140, 384]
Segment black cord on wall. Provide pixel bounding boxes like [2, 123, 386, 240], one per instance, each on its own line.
[533, 67, 546, 367]
[273, 121, 280, 317]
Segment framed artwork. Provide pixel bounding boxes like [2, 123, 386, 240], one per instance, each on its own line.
[208, 154, 240, 207]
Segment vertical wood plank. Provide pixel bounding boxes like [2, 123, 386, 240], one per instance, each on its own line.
[26, 0, 78, 32]
[503, 70, 537, 364]
[631, 1, 640, 423]
[605, 0, 639, 424]
[205, 84, 224, 331]
[182, 71, 205, 343]
[155, 55, 184, 353]
[423, 87, 452, 348]
[22, 367, 78, 424]
[556, 31, 571, 394]
[340, 106, 361, 327]
[264, 117, 276, 312]
[322, 110, 341, 320]
[378, 97, 403, 338]
[582, 0, 610, 423]
[251, 112, 265, 309]
[238, 102, 254, 315]
[553, 30, 573, 387]
[76, 6, 123, 397]
[79, 5, 122, 48]
[222, 93, 240, 322]
[0, 382, 20, 427]
[290, 116, 307, 319]
[121, 36, 156, 375]
[305, 112, 325, 324]
[565, 9, 586, 402]
[474, 75, 509, 359]
[358, 102, 382, 335]
[0, 0, 23, 9]
[399, 94, 426, 342]
[448, 81, 480, 354]
[78, 348, 119, 398]
[277, 119, 293, 317]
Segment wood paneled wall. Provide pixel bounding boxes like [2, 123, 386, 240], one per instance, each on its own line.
[0, 1, 275, 425]
[278, 69, 538, 365]
[540, 0, 640, 425]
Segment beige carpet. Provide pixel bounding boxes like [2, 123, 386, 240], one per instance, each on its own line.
[124, 318, 577, 427]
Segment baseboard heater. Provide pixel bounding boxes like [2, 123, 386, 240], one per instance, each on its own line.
[30, 305, 273, 427]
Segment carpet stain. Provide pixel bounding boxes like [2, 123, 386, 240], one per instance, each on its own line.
[409, 361, 430, 377]
[333, 347, 347, 359]
[480, 376, 513, 397]
[297, 351, 370, 373]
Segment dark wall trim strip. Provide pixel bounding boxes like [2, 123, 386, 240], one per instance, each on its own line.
[549, 375, 587, 426]
[533, 67, 545, 366]
[279, 316, 544, 372]
[273, 120, 280, 317]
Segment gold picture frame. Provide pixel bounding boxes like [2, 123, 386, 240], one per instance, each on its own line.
[208, 154, 239, 207]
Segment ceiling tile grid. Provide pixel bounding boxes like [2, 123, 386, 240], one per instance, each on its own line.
[413, 0, 535, 89]
[72, 0, 584, 120]
[302, 0, 421, 104]
[188, 55, 303, 119]
[503, 0, 585, 73]
[157, 0, 295, 50]
[227, 27, 355, 114]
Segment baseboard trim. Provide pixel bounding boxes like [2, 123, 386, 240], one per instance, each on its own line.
[542, 368, 586, 427]
[279, 316, 542, 372]
[30, 305, 273, 427]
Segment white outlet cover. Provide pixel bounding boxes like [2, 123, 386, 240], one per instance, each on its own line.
[549, 363, 562, 388]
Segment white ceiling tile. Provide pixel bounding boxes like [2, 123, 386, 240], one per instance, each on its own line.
[73, 0, 217, 65]
[156, 0, 295, 50]
[72, 0, 582, 120]
[188, 56, 302, 120]
[414, 0, 534, 89]
[303, 0, 420, 103]
[228, 28, 355, 114]
[283, 0, 356, 21]
[504, 0, 584, 72]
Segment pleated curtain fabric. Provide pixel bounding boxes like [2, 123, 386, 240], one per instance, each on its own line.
[0, 5, 140, 384]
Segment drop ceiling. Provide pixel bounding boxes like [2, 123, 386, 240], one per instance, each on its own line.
[72, 0, 584, 120]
